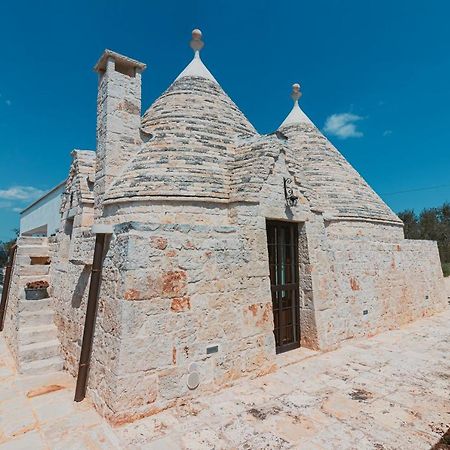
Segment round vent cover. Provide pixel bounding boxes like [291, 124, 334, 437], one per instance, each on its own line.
[187, 371, 200, 390]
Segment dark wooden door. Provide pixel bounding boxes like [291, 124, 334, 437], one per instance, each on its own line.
[266, 220, 300, 354]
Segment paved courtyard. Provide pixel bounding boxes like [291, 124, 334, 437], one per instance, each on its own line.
[0, 309, 449, 449]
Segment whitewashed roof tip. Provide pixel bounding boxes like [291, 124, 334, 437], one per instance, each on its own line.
[175, 29, 218, 83]
[279, 83, 313, 129]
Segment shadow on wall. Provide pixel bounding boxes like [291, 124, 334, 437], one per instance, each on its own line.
[72, 266, 91, 308]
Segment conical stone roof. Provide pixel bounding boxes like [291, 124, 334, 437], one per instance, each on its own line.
[279, 85, 401, 224]
[105, 34, 256, 204]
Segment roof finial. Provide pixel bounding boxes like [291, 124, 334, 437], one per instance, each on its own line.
[190, 29, 204, 58]
[291, 83, 302, 103]
[278, 82, 311, 128]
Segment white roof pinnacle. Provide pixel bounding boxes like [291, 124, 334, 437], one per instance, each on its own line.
[279, 83, 313, 129]
[175, 29, 218, 83]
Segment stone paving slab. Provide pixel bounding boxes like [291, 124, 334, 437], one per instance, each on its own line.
[1, 309, 449, 449]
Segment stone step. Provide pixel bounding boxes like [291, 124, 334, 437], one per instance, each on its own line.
[19, 324, 58, 345]
[18, 237, 48, 246]
[18, 339, 61, 363]
[19, 298, 54, 313]
[17, 246, 50, 257]
[20, 356, 64, 375]
[19, 274, 50, 283]
[19, 310, 54, 327]
[15, 256, 51, 267]
[19, 265, 50, 276]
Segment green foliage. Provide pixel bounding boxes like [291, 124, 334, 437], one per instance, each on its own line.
[398, 203, 450, 277]
[442, 263, 450, 278]
[0, 229, 18, 268]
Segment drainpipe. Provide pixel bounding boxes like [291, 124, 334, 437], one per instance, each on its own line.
[74, 224, 113, 402]
[0, 243, 18, 332]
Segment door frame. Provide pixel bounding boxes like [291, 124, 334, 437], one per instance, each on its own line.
[266, 220, 301, 354]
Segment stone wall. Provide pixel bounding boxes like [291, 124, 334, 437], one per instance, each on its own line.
[85, 151, 318, 423]
[312, 236, 448, 349]
[324, 219, 404, 242]
[256, 152, 319, 349]
[51, 236, 94, 374]
[44, 142, 449, 425]
[86, 150, 449, 423]
[51, 152, 95, 375]
[86, 202, 277, 424]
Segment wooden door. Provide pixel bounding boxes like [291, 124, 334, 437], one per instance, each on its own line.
[266, 220, 300, 354]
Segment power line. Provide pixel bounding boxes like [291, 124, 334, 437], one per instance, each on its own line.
[381, 183, 450, 196]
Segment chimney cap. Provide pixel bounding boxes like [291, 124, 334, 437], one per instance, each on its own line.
[94, 49, 147, 73]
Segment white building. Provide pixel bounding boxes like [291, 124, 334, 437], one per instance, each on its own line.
[19, 181, 66, 237]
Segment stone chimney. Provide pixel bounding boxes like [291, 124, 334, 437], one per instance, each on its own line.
[93, 49, 146, 216]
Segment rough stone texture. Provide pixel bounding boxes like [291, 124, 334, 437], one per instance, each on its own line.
[85, 207, 277, 424]
[2, 237, 63, 373]
[4, 48, 448, 425]
[324, 219, 405, 242]
[0, 336, 121, 449]
[94, 54, 144, 215]
[280, 122, 402, 225]
[105, 76, 256, 203]
[313, 236, 447, 348]
[1, 310, 449, 449]
[50, 150, 96, 376]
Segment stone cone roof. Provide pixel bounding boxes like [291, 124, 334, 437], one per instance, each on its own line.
[105, 56, 257, 203]
[279, 112, 401, 223]
[230, 134, 318, 206]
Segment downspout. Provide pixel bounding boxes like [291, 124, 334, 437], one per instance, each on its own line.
[74, 224, 113, 402]
[0, 243, 18, 332]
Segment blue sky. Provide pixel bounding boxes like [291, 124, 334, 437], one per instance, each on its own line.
[1, 0, 449, 240]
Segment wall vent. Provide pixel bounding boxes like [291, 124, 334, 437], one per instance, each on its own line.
[206, 345, 218, 355]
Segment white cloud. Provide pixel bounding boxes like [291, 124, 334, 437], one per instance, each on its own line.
[0, 186, 45, 202]
[383, 130, 393, 137]
[323, 113, 364, 139]
[12, 207, 22, 212]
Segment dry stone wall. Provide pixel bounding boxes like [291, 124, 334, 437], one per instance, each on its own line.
[51, 152, 96, 375]
[324, 220, 404, 242]
[313, 236, 447, 348]
[84, 208, 277, 424]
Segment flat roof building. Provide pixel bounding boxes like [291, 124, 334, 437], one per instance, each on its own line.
[19, 181, 66, 237]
